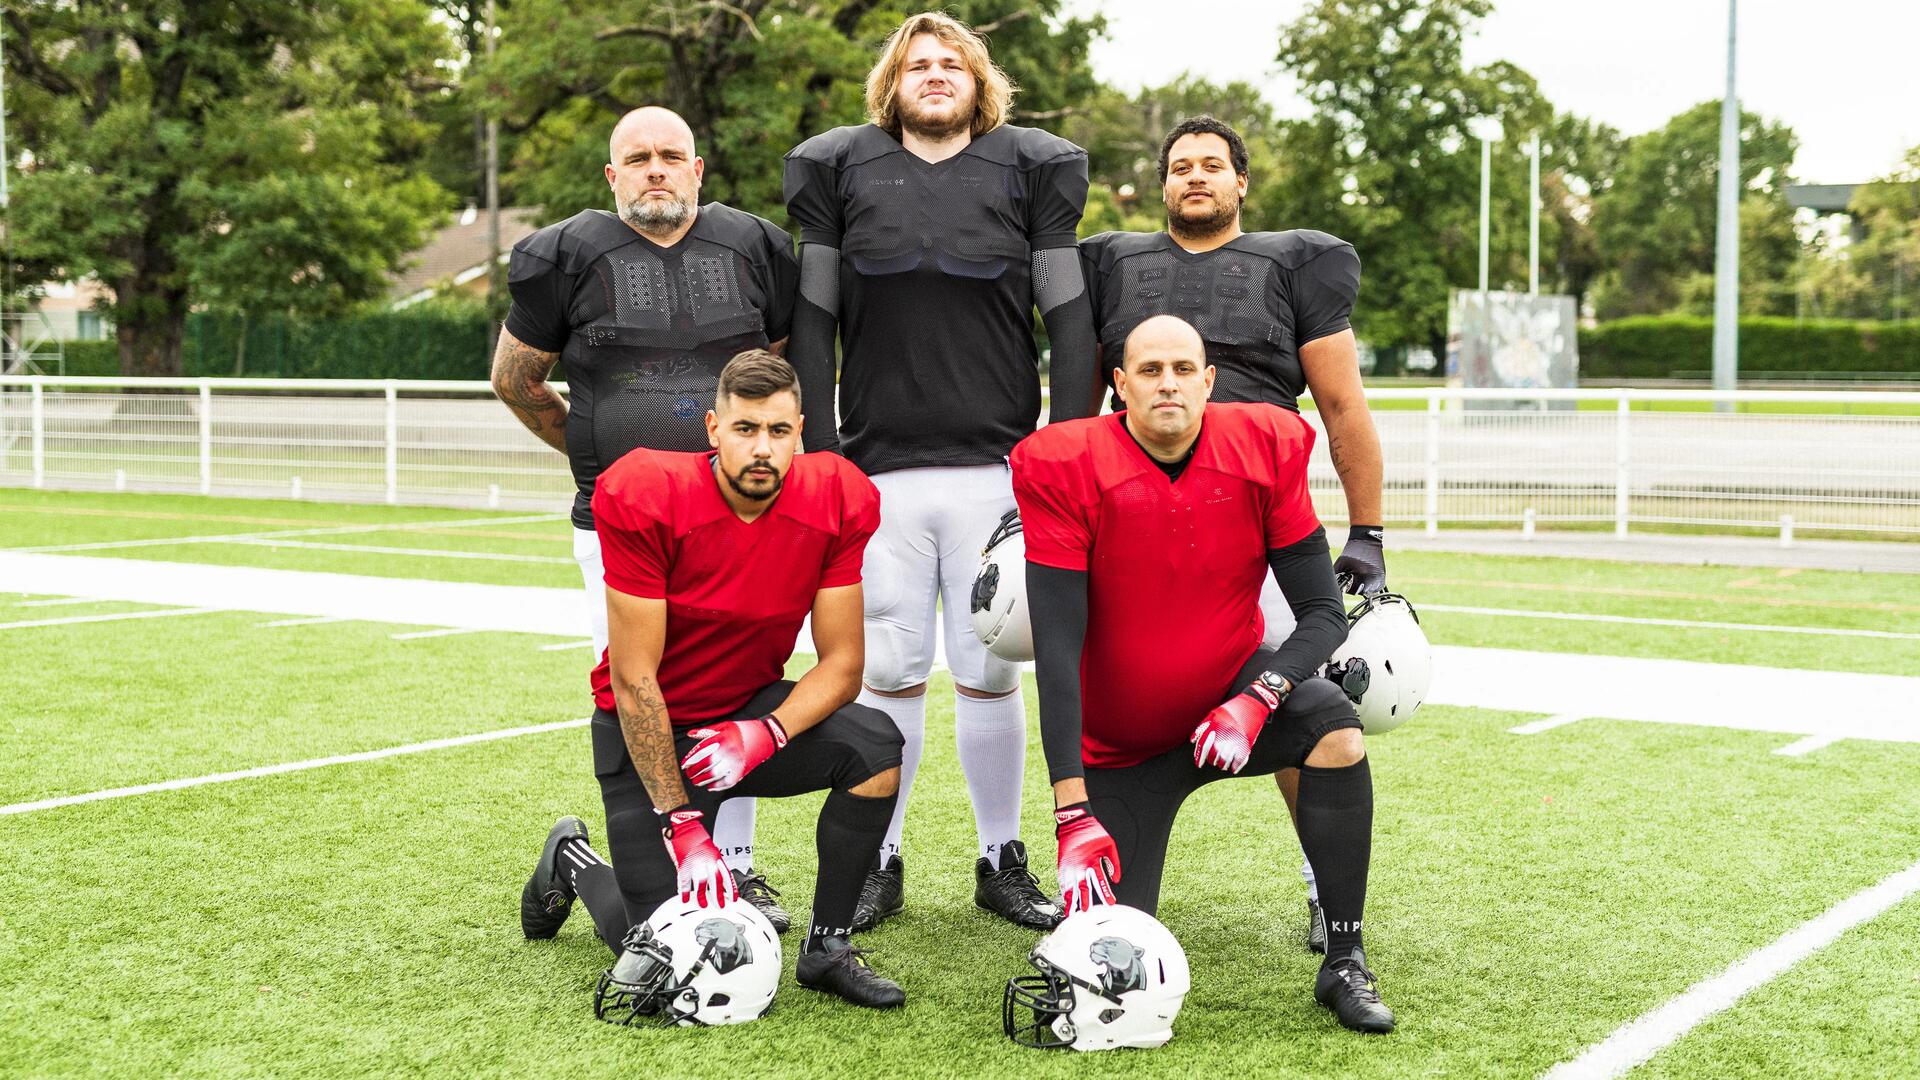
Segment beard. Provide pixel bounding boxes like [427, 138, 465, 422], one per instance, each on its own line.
[618, 191, 695, 234]
[722, 460, 783, 502]
[1166, 188, 1241, 240]
[898, 89, 975, 141]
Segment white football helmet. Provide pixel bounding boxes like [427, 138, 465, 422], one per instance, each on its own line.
[1003, 905, 1190, 1051]
[1325, 592, 1433, 734]
[593, 900, 780, 1027]
[970, 509, 1033, 662]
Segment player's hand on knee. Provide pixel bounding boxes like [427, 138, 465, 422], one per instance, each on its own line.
[1333, 525, 1388, 596]
[680, 716, 788, 791]
[660, 807, 737, 908]
[1054, 802, 1121, 916]
[1191, 675, 1286, 773]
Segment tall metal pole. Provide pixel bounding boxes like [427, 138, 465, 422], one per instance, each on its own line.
[484, 1, 502, 319]
[1528, 135, 1541, 295]
[1711, 0, 1741, 405]
[1479, 135, 1492, 294]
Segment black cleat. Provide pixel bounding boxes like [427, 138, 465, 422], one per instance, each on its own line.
[974, 841, 1063, 929]
[520, 816, 588, 940]
[732, 868, 792, 934]
[1307, 897, 1327, 954]
[796, 936, 905, 1009]
[1314, 947, 1396, 1034]
[850, 854, 904, 933]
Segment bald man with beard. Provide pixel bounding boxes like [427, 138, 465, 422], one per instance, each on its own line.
[497, 106, 800, 939]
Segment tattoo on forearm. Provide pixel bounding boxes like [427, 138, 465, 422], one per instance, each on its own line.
[617, 674, 687, 809]
[492, 337, 566, 438]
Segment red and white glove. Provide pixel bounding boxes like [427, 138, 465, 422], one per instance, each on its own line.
[660, 807, 736, 908]
[680, 716, 787, 792]
[1191, 677, 1284, 773]
[1054, 802, 1121, 916]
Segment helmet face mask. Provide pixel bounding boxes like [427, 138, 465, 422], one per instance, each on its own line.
[594, 925, 686, 1025]
[593, 902, 780, 1027]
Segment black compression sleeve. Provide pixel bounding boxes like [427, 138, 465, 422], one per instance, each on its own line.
[1028, 562, 1090, 783]
[791, 242, 842, 454]
[1040, 281, 1098, 423]
[1264, 526, 1351, 687]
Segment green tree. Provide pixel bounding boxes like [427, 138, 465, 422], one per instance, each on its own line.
[1835, 149, 1920, 320]
[1589, 99, 1798, 319]
[4, 1, 454, 376]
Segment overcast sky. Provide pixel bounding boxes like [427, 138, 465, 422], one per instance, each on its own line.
[1073, 0, 1919, 184]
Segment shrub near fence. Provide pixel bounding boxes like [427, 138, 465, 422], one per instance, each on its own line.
[1580, 316, 1920, 380]
[51, 304, 496, 380]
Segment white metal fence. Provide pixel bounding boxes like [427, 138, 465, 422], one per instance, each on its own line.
[3, 377, 1918, 539]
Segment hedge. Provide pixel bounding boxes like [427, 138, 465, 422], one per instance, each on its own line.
[1579, 316, 1920, 380]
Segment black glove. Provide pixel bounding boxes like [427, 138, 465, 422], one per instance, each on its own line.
[1333, 525, 1387, 596]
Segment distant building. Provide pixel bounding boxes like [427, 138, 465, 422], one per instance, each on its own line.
[388, 206, 546, 308]
[21, 279, 114, 341]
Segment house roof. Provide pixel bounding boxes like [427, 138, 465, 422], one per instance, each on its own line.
[387, 206, 547, 303]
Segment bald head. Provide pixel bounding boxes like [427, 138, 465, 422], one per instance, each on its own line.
[609, 106, 696, 162]
[1121, 314, 1206, 372]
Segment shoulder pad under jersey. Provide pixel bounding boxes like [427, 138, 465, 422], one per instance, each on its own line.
[785, 124, 901, 170]
[965, 124, 1085, 170]
[513, 209, 642, 276]
[1235, 229, 1357, 271]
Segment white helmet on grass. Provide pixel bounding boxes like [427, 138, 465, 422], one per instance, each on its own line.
[1003, 904, 1190, 1051]
[593, 899, 780, 1027]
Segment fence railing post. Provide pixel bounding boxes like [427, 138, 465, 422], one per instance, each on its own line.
[385, 381, 399, 505]
[30, 381, 45, 488]
[1424, 390, 1441, 536]
[1615, 394, 1631, 538]
[199, 381, 213, 495]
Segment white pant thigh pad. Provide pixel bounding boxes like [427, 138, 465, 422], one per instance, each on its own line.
[574, 527, 610, 657]
[1258, 571, 1298, 652]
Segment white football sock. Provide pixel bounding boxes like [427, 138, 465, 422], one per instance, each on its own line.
[954, 688, 1027, 863]
[858, 687, 927, 861]
[1303, 854, 1319, 902]
[711, 798, 757, 874]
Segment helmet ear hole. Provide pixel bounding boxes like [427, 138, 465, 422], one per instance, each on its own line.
[708, 993, 730, 1006]
[1098, 1008, 1126, 1024]
[1383, 659, 1394, 674]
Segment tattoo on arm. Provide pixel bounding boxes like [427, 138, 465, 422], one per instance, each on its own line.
[491, 333, 568, 453]
[616, 673, 690, 810]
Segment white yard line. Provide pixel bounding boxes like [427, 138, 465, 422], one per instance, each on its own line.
[1509, 714, 1587, 735]
[390, 627, 484, 641]
[9, 512, 566, 554]
[257, 615, 352, 628]
[0, 718, 589, 817]
[1423, 603, 1920, 641]
[1775, 734, 1842, 757]
[1539, 857, 1920, 1080]
[15, 596, 110, 607]
[0, 607, 226, 632]
[216, 537, 575, 564]
[539, 640, 597, 651]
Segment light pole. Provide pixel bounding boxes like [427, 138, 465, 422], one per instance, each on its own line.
[1528, 134, 1541, 295]
[1712, 0, 1741, 407]
[1467, 117, 1505, 296]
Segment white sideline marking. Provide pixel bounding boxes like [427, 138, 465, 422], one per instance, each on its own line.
[1775, 734, 1841, 757]
[217, 538, 575, 564]
[0, 718, 589, 817]
[9, 512, 567, 554]
[16, 596, 107, 607]
[258, 615, 351, 628]
[0, 607, 225, 632]
[539, 640, 596, 651]
[1540, 857, 1920, 1080]
[1422, 603, 1920, 641]
[390, 627, 483, 641]
[1509, 714, 1586, 735]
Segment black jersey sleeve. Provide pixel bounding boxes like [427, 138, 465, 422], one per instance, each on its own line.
[1263, 526, 1351, 686]
[1028, 562, 1091, 783]
[783, 138, 847, 453]
[503, 239, 570, 353]
[1292, 239, 1362, 345]
[782, 149, 844, 249]
[1025, 148, 1089, 250]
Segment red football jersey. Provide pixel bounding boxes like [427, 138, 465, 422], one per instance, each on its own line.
[589, 448, 881, 722]
[1011, 404, 1320, 768]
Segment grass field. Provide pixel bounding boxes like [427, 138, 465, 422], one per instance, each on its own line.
[3, 489, 1918, 1079]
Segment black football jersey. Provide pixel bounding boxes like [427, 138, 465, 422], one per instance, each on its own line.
[1080, 230, 1360, 411]
[783, 123, 1088, 475]
[504, 205, 798, 528]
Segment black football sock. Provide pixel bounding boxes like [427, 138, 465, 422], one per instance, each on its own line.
[559, 836, 608, 884]
[1295, 756, 1374, 962]
[806, 788, 897, 951]
[569, 863, 633, 957]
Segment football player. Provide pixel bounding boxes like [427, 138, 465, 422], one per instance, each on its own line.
[1080, 115, 1388, 952]
[782, 11, 1100, 932]
[518, 351, 908, 1009]
[493, 107, 797, 931]
[1013, 315, 1395, 1034]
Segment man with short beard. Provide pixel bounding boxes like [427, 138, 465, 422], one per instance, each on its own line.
[782, 11, 1100, 934]
[495, 107, 799, 936]
[1079, 115, 1389, 956]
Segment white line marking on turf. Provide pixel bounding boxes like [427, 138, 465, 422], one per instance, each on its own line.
[0, 607, 226, 632]
[1775, 734, 1841, 757]
[217, 537, 574, 564]
[539, 639, 597, 651]
[16, 596, 107, 607]
[0, 718, 589, 817]
[1540, 857, 1920, 1080]
[257, 615, 352, 628]
[390, 627, 483, 640]
[1422, 603, 1920, 641]
[1509, 714, 1587, 735]
[8, 513, 567, 554]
